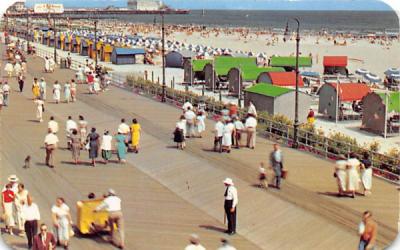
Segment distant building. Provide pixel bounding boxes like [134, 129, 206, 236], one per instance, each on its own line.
[7, 1, 26, 13]
[127, 0, 162, 10]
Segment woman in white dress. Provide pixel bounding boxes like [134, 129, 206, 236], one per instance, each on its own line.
[44, 57, 50, 73]
[93, 75, 101, 94]
[70, 80, 77, 102]
[53, 81, 61, 104]
[347, 154, 361, 198]
[64, 82, 71, 103]
[34, 98, 45, 122]
[76, 66, 85, 84]
[222, 120, 235, 153]
[14, 62, 22, 77]
[14, 183, 29, 236]
[196, 111, 206, 138]
[78, 115, 88, 146]
[334, 157, 347, 196]
[360, 152, 373, 195]
[51, 197, 72, 249]
[4, 62, 14, 78]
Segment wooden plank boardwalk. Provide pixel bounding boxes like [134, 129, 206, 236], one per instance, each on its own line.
[0, 43, 398, 250]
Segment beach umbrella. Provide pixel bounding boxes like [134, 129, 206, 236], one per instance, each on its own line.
[365, 73, 382, 83]
[385, 68, 400, 77]
[355, 68, 369, 76]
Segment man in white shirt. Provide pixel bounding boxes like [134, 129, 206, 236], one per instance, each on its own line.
[233, 117, 244, 148]
[184, 107, 196, 138]
[245, 115, 257, 149]
[247, 101, 257, 117]
[48, 116, 59, 134]
[2, 82, 10, 107]
[118, 118, 130, 135]
[184, 234, 206, 250]
[182, 101, 193, 111]
[214, 119, 224, 153]
[44, 129, 59, 168]
[223, 178, 238, 235]
[95, 189, 124, 249]
[22, 195, 40, 249]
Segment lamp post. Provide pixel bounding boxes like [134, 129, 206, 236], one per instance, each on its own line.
[94, 19, 98, 67]
[161, 12, 166, 102]
[52, 15, 57, 62]
[26, 12, 30, 52]
[284, 18, 300, 149]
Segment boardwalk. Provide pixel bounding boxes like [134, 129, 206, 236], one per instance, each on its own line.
[0, 42, 398, 249]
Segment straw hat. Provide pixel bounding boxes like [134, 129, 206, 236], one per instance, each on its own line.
[8, 175, 19, 182]
[108, 188, 116, 196]
[189, 234, 200, 244]
[223, 178, 234, 186]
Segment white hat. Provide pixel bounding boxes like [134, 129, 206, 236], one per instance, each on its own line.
[8, 175, 19, 182]
[223, 178, 234, 186]
[189, 234, 200, 243]
[108, 188, 116, 195]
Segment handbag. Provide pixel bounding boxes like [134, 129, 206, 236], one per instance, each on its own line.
[85, 142, 90, 150]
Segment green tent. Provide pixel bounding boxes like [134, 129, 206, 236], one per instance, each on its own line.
[192, 59, 213, 72]
[270, 56, 312, 68]
[379, 92, 400, 113]
[244, 83, 293, 98]
[215, 56, 257, 75]
[241, 67, 285, 81]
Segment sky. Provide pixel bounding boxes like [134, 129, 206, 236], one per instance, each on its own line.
[25, 0, 394, 11]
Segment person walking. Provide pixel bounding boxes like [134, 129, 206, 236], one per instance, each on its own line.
[86, 127, 100, 167]
[48, 116, 59, 134]
[270, 144, 283, 189]
[358, 211, 377, 250]
[70, 129, 81, 165]
[34, 97, 45, 123]
[15, 183, 29, 236]
[52, 81, 61, 104]
[184, 234, 206, 250]
[22, 195, 40, 249]
[32, 223, 56, 250]
[44, 128, 59, 168]
[64, 82, 71, 103]
[222, 120, 235, 153]
[214, 118, 224, 153]
[4, 61, 13, 78]
[217, 238, 237, 250]
[2, 184, 16, 235]
[44, 57, 51, 73]
[223, 178, 238, 235]
[130, 119, 141, 153]
[196, 111, 206, 138]
[334, 156, 348, 197]
[2, 81, 10, 107]
[18, 74, 24, 92]
[233, 117, 244, 149]
[51, 197, 72, 249]
[347, 153, 361, 198]
[101, 131, 113, 164]
[78, 115, 88, 147]
[360, 152, 373, 196]
[115, 132, 127, 163]
[95, 189, 125, 249]
[0, 87, 3, 111]
[247, 101, 257, 117]
[245, 114, 257, 149]
[32, 78, 41, 100]
[184, 107, 196, 138]
[70, 80, 77, 102]
[66, 116, 78, 149]
[39, 78, 47, 101]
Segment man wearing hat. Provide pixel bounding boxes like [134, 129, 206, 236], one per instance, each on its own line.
[3, 175, 19, 193]
[95, 189, 124, 249]
[217, 238, 237, 250]
[184, 234, 206, 250]
[223, 178, 238, 235]
[39, 77, 47, 101]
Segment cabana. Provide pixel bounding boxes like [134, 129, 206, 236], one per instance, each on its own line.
[90, 41, 102, 60]
[80, 39, 90, 56]
[64, 35, 72, 51]
[101, 44, 113, 62]
[166, 50, 196, 68]
[49, 34, 55, 47]
[71, 37, 81, 53]
[42, 33, 49, 46]
[323, 56, 348, 75]
[184, 59, 211, 84]
[228, 67, 285, 96]
[244, 84, 312, 123]
[56, 35, 63, 50]
[256, 71, 304, 87]
[204, 56, 257, 90]
[269, 56, 312, 71]
[111, 48, 146, 65]
[318, 83, 371, 120]
[362, 92, 400, 136]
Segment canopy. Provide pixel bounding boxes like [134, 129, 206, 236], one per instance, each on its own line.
[270, 56, 312, 68]
[113, 48, 145, 56]
[328, 83, 371, 102]
[385, 68, 400, 77]
[323, 56, 348, 67]
[245, 84, 293, 98]
[268, 72, 304, 87]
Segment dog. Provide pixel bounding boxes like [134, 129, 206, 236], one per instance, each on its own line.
[23, 155, 31, 169]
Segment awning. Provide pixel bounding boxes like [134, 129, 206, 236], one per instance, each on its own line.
[323, 56, 348, 67]
[268, 72, 304, 87]
[329, 83, 371, 102]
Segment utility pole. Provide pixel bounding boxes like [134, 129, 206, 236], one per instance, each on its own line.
[53, 16, 57, 62]
[26, 12, 30, 52]
[94, 20, 98, 67]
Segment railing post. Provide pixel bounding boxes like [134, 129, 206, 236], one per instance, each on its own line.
[151, 71, 154, 83]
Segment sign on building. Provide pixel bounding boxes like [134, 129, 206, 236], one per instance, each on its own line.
[34, 4, 64, 14]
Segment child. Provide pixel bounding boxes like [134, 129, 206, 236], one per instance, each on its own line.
[258, 162, 269, 189]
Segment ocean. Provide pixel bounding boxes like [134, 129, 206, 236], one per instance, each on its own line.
[117, 10, 399, 32]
